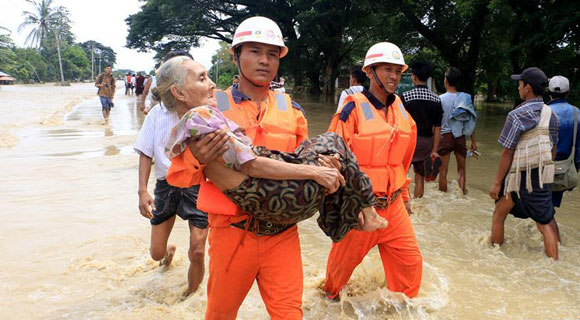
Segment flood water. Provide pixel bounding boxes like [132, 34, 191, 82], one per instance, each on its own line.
[1, 83, 579, 319]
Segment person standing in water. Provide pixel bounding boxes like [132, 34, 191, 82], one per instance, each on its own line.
[134, 52, 210, 296]
[489, 67, 560, 260]
[166, 17, 313, 319]
[324, 42, 423, 299]
[95, 64, 115, 122]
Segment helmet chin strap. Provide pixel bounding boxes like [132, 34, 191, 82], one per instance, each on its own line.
[371, 66, 396, 106]
[235, 49, 269, 88]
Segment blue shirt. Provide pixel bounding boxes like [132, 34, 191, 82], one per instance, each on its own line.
[548, 98, 580, 169]
[439, 92, 458, 134]
[498, 98, 560, 150]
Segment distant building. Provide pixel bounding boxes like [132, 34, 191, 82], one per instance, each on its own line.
[0, 71, 16, 85]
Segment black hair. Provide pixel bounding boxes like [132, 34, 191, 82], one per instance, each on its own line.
[410, 60, 433, 82]
[524, 81, 545, 96]
[445, 67, 462, 87]
[350, 65, 366, 85]
[162, 50, 194, 63]
[104, 64, 113, 68]
[549, 91, 568, 99]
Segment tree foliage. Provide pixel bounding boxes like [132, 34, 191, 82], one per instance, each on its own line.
[130, 0, 579, 102]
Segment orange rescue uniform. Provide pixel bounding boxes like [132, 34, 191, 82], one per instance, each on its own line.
[167, 87, 308, 320]
[324, 91, 423, 298]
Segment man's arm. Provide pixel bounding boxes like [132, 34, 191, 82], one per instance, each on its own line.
[240, 157, 344, 193]
[431, 126, 441, 157]
[489, 148, 515, 200]
[470, 129, 477, 151]
[138, 154, 155, 219]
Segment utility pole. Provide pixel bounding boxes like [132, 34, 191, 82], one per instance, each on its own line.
[216, 57, 219, 84]
[91, 43, 94, 81]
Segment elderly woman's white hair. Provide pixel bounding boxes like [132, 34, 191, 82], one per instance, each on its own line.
[155, 56, 192, 110]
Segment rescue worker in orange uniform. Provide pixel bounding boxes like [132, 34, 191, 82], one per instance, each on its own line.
[323, 42, 423, 299]
[166, 17, 309, 319]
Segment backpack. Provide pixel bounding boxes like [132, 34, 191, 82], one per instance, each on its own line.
[96, 74, 115, 94]
[552, 107, 579, 191]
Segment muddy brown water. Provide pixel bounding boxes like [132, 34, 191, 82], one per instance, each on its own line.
[1, 84, 579, 319]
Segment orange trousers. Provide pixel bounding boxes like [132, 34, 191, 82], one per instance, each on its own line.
[324, 197, 423, 298]
[205, 225, 303, 320]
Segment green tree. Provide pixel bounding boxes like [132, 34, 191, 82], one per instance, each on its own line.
[19, 0, 72, 83]
[208, 41, 237, 89]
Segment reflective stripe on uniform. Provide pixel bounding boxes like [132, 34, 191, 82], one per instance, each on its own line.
[361, 102, 374, 121]
[274, 93, 288, 111]
[215, 91, 230, 112]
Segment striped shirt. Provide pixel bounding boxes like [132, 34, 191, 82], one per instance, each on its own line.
[498, 98, 559, 149]
[134, 104, 179, 180]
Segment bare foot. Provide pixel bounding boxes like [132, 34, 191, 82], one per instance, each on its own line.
[358, 207, 388, 231]
[159, 244, 176, 267]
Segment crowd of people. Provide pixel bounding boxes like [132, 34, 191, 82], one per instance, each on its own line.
[117, 15, 579, 320]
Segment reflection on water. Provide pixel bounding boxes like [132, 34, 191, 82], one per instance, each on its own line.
[0, 86, 579, 320]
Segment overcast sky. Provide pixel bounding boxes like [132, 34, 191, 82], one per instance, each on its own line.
[0, 0, 219, 71]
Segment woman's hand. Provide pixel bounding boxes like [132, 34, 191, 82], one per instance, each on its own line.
[312, 166, 345, 194]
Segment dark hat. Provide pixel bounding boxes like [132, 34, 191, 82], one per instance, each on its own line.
[510, 67, 548, 88]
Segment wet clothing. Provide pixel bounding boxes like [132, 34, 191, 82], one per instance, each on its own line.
[95, 73, 116, 99]
[167, 87, 308, 320]
[150, 179, 208, 229]
[438, 132, 467, 157]
[206, 225, 303, 320]
[498, 169, 555, 225]
[412, 136, 433, 176]
[326, 89, 422, 298]
[99, 96, 113, 111]
[402, 85, 443, 138]
[324, 197, 422, 299]
[134, 104, 180, 180]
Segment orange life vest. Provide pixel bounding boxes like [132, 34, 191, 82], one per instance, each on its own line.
[345, 92, 415, 195]
[214, 88, 300, 152]
[198, 88, 305, 221]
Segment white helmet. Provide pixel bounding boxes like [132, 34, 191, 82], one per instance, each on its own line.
[363, 42, 407, 72]
[230, 16, 288, 58]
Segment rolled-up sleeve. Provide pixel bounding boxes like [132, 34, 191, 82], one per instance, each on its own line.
[498, 113, 522, 149]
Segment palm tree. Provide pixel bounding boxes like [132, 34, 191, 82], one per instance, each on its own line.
[18, 0, 70, 83]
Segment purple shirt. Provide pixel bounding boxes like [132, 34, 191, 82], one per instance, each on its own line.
[498, 98, 559, 149]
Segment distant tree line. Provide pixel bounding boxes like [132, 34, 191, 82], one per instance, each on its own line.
[126, 0, 579, 102]
[0, 0, 116, 84]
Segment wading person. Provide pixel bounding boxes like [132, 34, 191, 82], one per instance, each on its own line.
[134, 54, 210, 296]
[438, 67, 477, 194]
[547, 75, 580, 241]
[95, 65, 115, 122]
[336, 65, 366, 112]
[489, 67, 560, 260]
[402, 60, 443, 198]
[323, 42, 423, 299]
[166, 17, 313, 319]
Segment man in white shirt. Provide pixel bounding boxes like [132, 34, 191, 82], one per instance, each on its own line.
[134, 52, 207, 296]
[336, 65, 366, 111]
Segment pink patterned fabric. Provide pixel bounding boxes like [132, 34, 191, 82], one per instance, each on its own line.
[165, 106, 257, 169]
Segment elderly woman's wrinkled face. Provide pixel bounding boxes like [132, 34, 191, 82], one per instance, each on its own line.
[176, 60, 216, 108]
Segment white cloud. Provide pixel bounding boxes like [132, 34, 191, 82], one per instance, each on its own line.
[0, 0, 219, 72]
